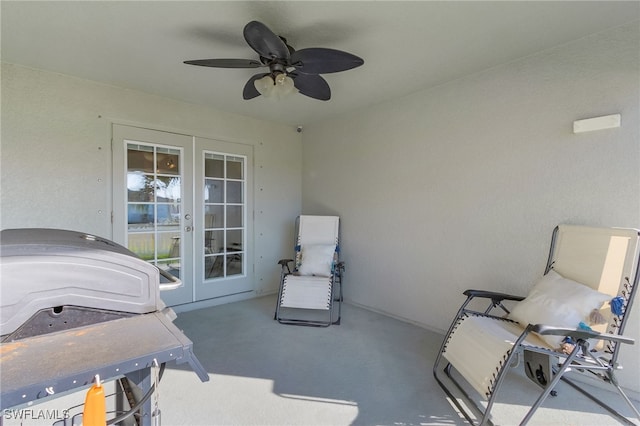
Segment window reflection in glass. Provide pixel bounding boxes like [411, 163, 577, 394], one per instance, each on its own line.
[156, 150, 180, 175]
[157, 232, 181, 259]
[127, 172, 154, 202]
[128, 232, 154, 261]
[126, 143, 183, 273]
[127, 145, 154, 173]
[128, 204, 154, 228]
[155, 176, 181, 203]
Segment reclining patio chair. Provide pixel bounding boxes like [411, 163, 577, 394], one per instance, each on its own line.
[275, 215, 344, 327]
[433, 224, 640, 425]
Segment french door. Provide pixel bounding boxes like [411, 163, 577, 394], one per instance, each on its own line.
[112, 124, 253, 306]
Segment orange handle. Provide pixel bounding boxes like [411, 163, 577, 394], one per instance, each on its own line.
[83, 382, 106, 426]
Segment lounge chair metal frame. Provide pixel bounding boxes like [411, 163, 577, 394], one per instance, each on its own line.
[275, 215, 345, 327]
[433, 225, 640, 425]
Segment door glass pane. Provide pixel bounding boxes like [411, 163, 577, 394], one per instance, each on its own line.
[204, 205, 224, 228]
[204, 154, 224, 178]
[227, 253, 243, 277]
[155, 177, 181, 203]
[128, 232, 154, 261]
[157, 259, 180, 278]
[205, 179, 224, 203]
[226, 205, 243, 228]
[127, 172, 154, 202]
[205, 230, 224, 254]
[226, 181, 243, 204]
[156, 148, 180, 175]
[127, 144, 154, 173]
[157, 203, 180, 226]
[226, 229, 242, 252]
[227, 156, 243, 179]
[157, 231, 180, 259]
[203, 152, 245, 280]
[126, 143, 183, 278]
[205, 255, 224, 279]
[128, 204, 154, 228]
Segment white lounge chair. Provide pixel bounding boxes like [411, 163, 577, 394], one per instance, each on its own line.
[275, 215, 344, 327]
[433, 225, 640, 425]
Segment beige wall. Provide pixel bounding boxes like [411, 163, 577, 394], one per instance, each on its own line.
[1, 63, 302, 296]
[301, 22, 640, 391]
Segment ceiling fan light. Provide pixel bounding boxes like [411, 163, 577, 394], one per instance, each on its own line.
[274, 73, 296, 99]
[274, 73, 287, 86]
[254, 73, 297, 100]
[254, 75, 275, 97]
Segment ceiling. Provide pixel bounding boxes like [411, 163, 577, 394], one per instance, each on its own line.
[2, 1, 639, 127]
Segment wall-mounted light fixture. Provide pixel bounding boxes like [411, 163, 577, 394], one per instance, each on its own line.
[573, 114, 621, 133]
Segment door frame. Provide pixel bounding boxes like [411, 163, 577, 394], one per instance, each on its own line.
[112, 124, 254, 308]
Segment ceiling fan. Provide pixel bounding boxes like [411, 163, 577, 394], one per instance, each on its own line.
[184, 21, 364, 101]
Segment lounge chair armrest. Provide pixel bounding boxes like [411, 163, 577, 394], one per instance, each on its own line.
[532, 324, 635, 345]
[278, 259, 294, 274]
[463, 289, 525, 303]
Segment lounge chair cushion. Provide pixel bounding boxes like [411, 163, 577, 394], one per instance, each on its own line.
[508, 269, 610, 348]
[298, 244, 336, 277]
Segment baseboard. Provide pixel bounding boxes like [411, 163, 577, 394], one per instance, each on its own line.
[170, 291, 256, 314]
[345, 298, 446, 335]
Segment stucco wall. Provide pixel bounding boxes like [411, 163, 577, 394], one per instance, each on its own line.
[301, 22, 640, 391]
[1, 63, 302, 297]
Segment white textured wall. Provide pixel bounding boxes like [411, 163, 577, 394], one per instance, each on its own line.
[302, 22, 640, 391]
[1, 63, 302, 295]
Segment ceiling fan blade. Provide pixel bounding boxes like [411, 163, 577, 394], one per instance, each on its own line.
[290, 73, 331, 101]
[291, 48, 364, 74]
[243, 73, 269, 99]
[183, 59, 263, 68]
[243, 21, 290, 60]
